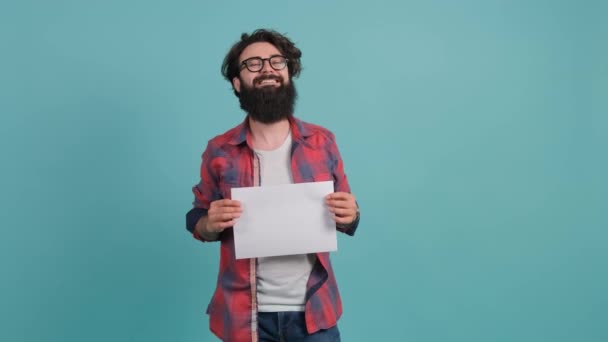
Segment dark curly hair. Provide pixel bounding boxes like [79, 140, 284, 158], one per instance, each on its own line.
[221, 29, 302, 97]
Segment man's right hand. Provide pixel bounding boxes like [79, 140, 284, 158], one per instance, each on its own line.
[203, 199, 242, 233]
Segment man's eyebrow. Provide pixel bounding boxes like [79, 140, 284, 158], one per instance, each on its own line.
[243, 54, 284, 60]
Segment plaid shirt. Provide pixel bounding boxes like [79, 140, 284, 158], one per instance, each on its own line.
[186, 116, 359, 342]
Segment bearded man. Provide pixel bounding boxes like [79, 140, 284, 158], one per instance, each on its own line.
[186, 29, 360, 342]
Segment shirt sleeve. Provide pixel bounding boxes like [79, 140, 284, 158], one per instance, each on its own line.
[326, 132, 360, 236]
[186, 141, 222, 241]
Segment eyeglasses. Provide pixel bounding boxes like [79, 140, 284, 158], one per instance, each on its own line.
[239, 55, 288, 72]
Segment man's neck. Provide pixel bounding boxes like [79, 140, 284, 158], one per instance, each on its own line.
[248, 117, 291, 151]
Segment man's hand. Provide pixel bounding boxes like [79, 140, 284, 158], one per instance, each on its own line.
[195, 199, 242, 240]
[325, 192, 358, 225]
[205, 199, 242, 233]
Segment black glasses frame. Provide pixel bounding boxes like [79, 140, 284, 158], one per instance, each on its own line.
[239, 56, 289, 72]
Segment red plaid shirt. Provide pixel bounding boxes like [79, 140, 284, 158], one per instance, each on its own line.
[186, 116, 359, 342]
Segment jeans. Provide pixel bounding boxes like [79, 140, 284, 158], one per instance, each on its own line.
[257, 312, 341, 342]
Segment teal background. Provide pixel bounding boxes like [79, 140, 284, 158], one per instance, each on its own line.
[1, 0, 606, 341]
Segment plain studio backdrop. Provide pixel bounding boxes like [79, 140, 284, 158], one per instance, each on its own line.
[1, 1, 606, 341]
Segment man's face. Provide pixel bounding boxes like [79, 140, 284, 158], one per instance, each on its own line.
[232, 42, 290, 92]
[232, 42, 297, 124]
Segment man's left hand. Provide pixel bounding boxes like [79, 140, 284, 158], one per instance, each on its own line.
[325, 192, 358, 225]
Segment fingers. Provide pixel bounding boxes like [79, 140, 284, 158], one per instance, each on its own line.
[328, 206, 357, 222]
[212, 212, 241, 221]
[209, 199, 242, 214]
[325, 192, 356, 209]
[210, 206, 242, 215]
[326, 199, 354, 209]
[210, 199, 242, 209]
[325, 192, 352, 201]
[328, 207, 353, 216]
[206, 199, 243, 233]
[325, 192, 357, 224]
[213, 219, 237, 229]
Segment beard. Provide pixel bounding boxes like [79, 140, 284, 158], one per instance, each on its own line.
[238, 74, 297, 124]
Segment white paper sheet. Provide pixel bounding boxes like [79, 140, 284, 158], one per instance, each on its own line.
[231, 181, 337, 259]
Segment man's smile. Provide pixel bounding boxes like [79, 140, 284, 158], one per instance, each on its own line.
[258, 79, 280, 86]
[254, 75, 282, 88]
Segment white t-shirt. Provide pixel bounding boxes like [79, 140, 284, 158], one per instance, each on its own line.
[253, 131, 316, 312]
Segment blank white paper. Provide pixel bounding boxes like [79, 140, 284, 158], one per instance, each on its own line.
[231, 181, 337, 259]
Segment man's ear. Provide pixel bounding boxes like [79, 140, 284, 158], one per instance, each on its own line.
[232, 77, 241, 94]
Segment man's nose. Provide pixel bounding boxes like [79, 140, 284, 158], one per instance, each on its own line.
[260, 59, 275, 73]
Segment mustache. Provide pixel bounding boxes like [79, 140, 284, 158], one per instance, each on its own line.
[253, 74, 283, 85]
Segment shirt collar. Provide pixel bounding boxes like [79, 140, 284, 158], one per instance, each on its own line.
[227, 116, 312, 147]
